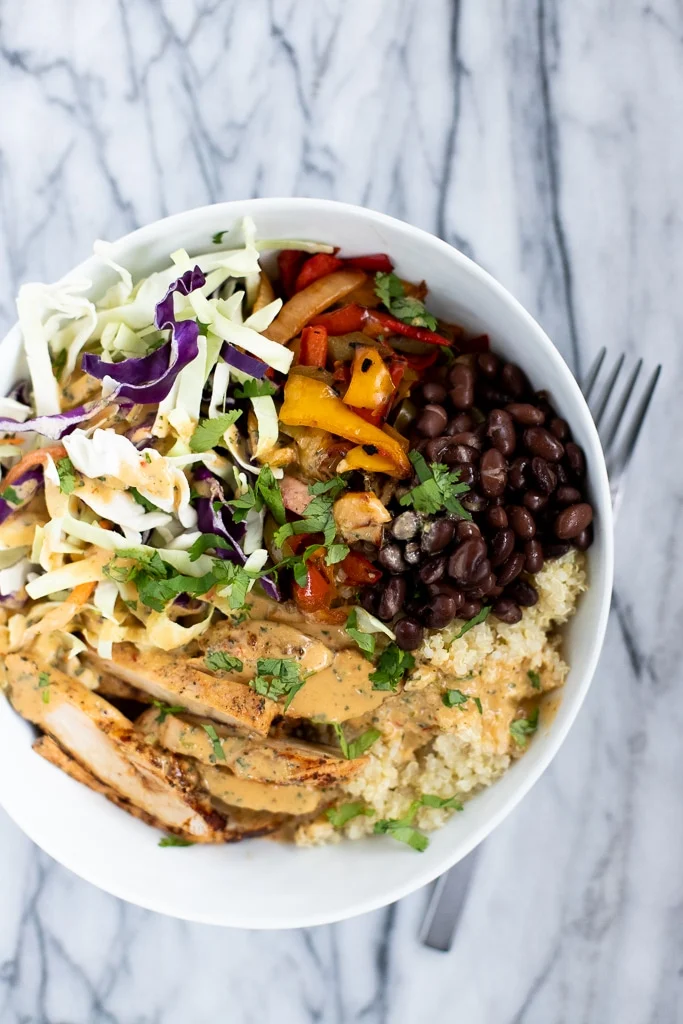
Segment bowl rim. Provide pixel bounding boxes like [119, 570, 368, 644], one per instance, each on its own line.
[0, 197, 614, 927]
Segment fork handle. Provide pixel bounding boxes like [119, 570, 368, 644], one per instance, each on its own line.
[419, 847, 481, 950]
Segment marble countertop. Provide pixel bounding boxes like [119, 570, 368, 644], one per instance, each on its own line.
[1, 1, 681, 1021]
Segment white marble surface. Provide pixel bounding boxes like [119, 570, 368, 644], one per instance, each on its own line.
[0, 1, 681, 1020]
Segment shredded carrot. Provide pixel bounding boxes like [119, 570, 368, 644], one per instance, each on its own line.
[0, 437, 27, 446]
[2, 444, 68, 488]
[69, 581, 96, 607]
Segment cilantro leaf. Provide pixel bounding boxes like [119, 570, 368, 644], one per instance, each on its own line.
[56, 457, 78, 495]
[250, 658, 305, 710]
[374, 801, 427, 851]
[473, 696, 483, 714]
[420, 793, 464, 811]
[326, 802, 375, 829]
[345, 609, 376, 659]
[103, 549, 247, 613]
[308, 476, 349, 499]
[2, 486, 20, 506]
[190, 411, 242, 453]
[325, 543, 349, 565]
[399, 451, 471, 518]
[332, 723, 381, 760]
[442, 688, 469, 708]
[202, 723, 226, 761]
[274, 492, 337, 548]
[38, 671, 50, 704]
[152, 700, 186, 724]
[228, 466, 285, 526]
[509, 707, 540, 747]
[186, 533, 233, 561]
[212, 230, 228, 245]
[159, 835, 195, 847]
[130, 487, 157, 512]
[233, 378, 277, 399]
[527, 669, 541, 690]
[369, 644, 415, 691]
[452, 605, 490, 641]
[204, 652, 244, 673]
[374, 272, 438, 331]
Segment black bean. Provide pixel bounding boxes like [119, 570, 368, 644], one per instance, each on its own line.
[524, 539, 544, 574]
[404, 542, 422, 565]
[448, 537, 487, 583]
[454, 464, 477, 486]
[448, 431, 483, 450]
[491, 597, 522, 624]
[459, 599, 482, 619]
[506, 580, 538, 606]
[421, 518, 455, 554]
[425, 436, 452, 463]
[455, 521, 481, 542]
[379, 544, 407, 574]
[555, 502, 593, 540]
[555, 463, 569, 485]
[479, 383, 511, 406]
[565, 442, 586, 478]
[419, 554, 447, 584]
[391, 510, 421, 541]
[422, 382, 447, 404]
[487, 505, 508, 530]
[426, 583, 464, 610]
[447, 413, 474, 435]
[479, 448, 507, 497]
[550, 417, 569, 441]
[555, 485, 582, 506]
[573, 526, 593, 551]
[477, 352, 499, 376]
[469, 557, 493, 585]
[524, 427, 565, 461]
[496, 551, 525, 586]
[544, 540, 571, 558]
[509, 456, 530, 490]
[501, 363, 528, 398]
[490, 528, 515, 567]
[487, 409, 516, 456]
[449, 443, 479, 464]
[394, 617, 425, 651]
[531, 456, 557, 494]
[506, 403, 545, 426]
[377, 577, 407, 621]
[449, 364, 475, 410]
[421, 594, 458, 629]
[416, 404, 448, 438]
[523, 491, 547, 513]
[361, 588, 380, 615]
[461, 492, 489, 513]
[508, 505, 536, 540]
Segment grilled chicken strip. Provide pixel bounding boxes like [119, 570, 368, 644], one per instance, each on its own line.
[94, 671, 151, 704]
[198, 620, 334, 682]
[136, 707, 367, 787]
[6, 654, 226, 841]
[200, 765, 322, 815]
[86, 644, 277, 735]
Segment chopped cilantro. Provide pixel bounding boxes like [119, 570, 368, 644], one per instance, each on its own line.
[2, 486, 20, 506]
[212, 230, 228, 245]
[228, 465, 285, 526]
[38, 671, 50, 704]
[186, 533, 233, 561]
[52, 348, 67, 378]
[325, 543, 349, 565]
[202, 723, 226, 761]
[189, 411, 242, 453]
[442, 688, 469, 708]
[308, 476, 349, 499]
[55, 457, 78, 495]
[510, 707, 540, 747]
[527, 669, 541, 690]
[374, 271, 438, 331]
[130, 487, 157, 512]
[399, 452, 471, 519]
[205, 652, 244, 673]
[197, 321, 211, 337]
[451, 605, 490, 642]
[369, 643, 415, 691]
[152, 700, 186, 724]
[274, 492, 337, 548]
[373, 802, 427, 851]
[326, 803, 375, 828]
[159, 835, 195, 847]
[332, 723, 381, 760]
[473, 696, 483, 715]
[345, 609, 376, 659]
[420, 793, 464, 811]
[250, 658, 305, 710]
[233, 378, 277, 399]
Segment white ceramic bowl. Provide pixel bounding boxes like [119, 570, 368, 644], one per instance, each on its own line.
[0, 199, 613, 927]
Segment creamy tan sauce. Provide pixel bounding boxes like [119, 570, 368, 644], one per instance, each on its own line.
[201, 620, 334, 680]
[287, 649, 388, 722]
[201, 765, 320, 814]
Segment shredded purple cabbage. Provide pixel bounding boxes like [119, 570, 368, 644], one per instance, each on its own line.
[82, 267, 206, 404]
[0, 396, 120, 442]
[221, 344, 268, 379]
[0, 465, 44, 524]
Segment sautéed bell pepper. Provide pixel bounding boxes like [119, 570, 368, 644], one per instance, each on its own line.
[295, 253, 344, 292]
[298, 325, 328, 368]
[343, 346, 395, 410]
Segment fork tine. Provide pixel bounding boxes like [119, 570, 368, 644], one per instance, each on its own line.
[592, 353, 625, 429]
[607, 364, 661, 483]
[601, 358, 643, 453]
[581, 347, 607, 401]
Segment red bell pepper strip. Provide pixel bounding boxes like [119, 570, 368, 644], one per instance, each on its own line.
[364, 309, 451, 346]
[293, 562, 334, 612]
[340, 551, 383, 585]
[343, 253, 394, 273]
[294, 253, 345, 293]
[309, 303, 366, 335]
[278, 250, 307, 298]
[298, 325, 328, 368]
[348, 406, 384, 426]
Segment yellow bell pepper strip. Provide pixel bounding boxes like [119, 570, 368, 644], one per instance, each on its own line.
[336, 446, 397, 475]
[342, 347, 395, 411]
[278, 375, 411, 478]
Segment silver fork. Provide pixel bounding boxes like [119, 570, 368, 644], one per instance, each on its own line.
[419, 349, 662, 951]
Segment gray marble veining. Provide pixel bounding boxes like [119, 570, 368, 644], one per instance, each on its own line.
[1, 0, 682, 1021]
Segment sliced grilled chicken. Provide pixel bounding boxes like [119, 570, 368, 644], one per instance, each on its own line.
[198, 620, 334, 681]
[85, 644, 277, 735]
[242, 595, 355, 651]
[200, 764, 321, 815]
[94, 671, 151, 704]
[136, 707, 366, 787]
[6, 654, 226, 841]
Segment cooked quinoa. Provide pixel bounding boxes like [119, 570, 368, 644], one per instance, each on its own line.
[295, 549, 586, 846]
